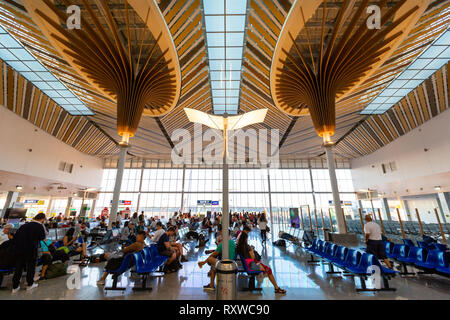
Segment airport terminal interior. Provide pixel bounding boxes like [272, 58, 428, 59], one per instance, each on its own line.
[0, 0, 449, 301]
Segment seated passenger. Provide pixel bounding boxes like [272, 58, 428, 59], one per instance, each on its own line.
[147, 221, 165, 243]
[237, 231, 286, 294]
[96, 230, 146, 285]
[0, 224, 14, 245]
[61, 228, 88, 260]
[136, 220, 146, 233]
[120, 221, 136, 245]
[39, 238, 70, 280]
[0, 226, 15, 270]
[157, 226, 181, 273]
[169, 226, 188, 262]
[198, 231, 236, 291]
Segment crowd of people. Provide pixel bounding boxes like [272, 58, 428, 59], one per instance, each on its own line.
[0, 209, 286, 295]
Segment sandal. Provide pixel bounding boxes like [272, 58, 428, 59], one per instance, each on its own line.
[275, 288, 286, 294]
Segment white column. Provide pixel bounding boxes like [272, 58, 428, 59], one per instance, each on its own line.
[136, 163, 144, 213]
[1, 191, 19, 217]
[180, 165, 186, 214]
[109, 145, 128, 230]
[46, 197, 53, 217]
[381, 198, 392, 220]
[64, 197, 73, 218]
[400, 197, 411, 221]
[90, 199, 97, 219]
[222, 153, 229, 259]
[436, 192, 449, 223]
[267, 168, 274, 241]
[325, 145, 346, 234]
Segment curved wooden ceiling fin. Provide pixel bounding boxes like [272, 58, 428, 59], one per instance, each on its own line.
[22, 0, 181, 139]
[270, 0, 430, 139]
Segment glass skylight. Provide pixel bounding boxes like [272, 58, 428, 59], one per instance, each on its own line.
[0, 24, 94, 116]
[361, 27, 450, 115]
[203, 0, 248, 115]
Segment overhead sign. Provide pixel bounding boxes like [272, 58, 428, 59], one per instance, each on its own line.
[212, 201, 219, 206]
[110, 200, 132, 205]
[197, 200, 212, 205]
[37, 200, 45, 205]
[25, 200, 38, 204]
[328, 200, 353, 206]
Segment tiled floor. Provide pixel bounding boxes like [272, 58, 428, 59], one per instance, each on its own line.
[1, 230, 449, 300]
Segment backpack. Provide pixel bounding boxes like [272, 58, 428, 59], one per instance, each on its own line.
[45, 262, 67, 279]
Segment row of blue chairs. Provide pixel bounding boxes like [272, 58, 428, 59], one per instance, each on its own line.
[305, 239, 398, 292]
[385, 241, 450, 277]
[104, 244, 168, 291]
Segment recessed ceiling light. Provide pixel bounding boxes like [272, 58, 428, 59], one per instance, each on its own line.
[16, 185, 23, 190]
[434, 186, 442, 191]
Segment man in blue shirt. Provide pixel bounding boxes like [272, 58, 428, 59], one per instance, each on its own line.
[157, 226, 180, 273]
[198, 232, 236, 291]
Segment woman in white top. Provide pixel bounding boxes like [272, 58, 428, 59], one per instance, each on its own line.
[257, 212, 268, 243]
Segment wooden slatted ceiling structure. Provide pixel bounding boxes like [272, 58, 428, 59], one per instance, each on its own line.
[0, 59, 119, 155]
[280, 0, 450, 158]
[0, 0, 180, 157]
[0, 0, 448, 160]
[334, 62, 450, 157]
[240, 0, 293, 134]
[158, 0, 212, 136]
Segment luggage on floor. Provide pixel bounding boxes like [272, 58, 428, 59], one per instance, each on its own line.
[45, 262, 67, 279]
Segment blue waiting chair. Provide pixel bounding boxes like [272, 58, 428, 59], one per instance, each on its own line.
[132, 249, 167, 291]
[414, 249, 442, 273]
[436, 251, 450, 277]
[104, 253, 135, 291]
[326, 245, 347, 275]
[345, 253, 398, 292]
[238, 255, 263, 292]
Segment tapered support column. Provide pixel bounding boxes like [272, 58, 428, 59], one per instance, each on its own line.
[222, 154, 229, 260]
[381, 198, 392, 220]
[65, 197, 73, 219]
[267, 168, 274, 241]
[109, 145, 128, 230]
[325, 145, 346, 234]
[180, 165, 186, 214]
[1, 191, 19, 218]
[436, 192, 449, 223]
[46, 197, 53, 217]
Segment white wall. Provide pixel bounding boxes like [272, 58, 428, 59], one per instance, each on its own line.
[351, 108, 450, 198]
[403, 195, 441, 224]
[0, 106, 103, 189]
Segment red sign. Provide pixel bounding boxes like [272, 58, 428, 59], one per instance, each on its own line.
[123, 201, 132, 205]
[101, 207, 109, 217]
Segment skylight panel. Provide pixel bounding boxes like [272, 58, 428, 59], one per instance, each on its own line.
[203, 0, 248, 115]
[0, 24, 94, 116]
[361, 27, 450, 115]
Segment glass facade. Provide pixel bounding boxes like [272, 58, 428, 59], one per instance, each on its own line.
[95, 159, 357, 221]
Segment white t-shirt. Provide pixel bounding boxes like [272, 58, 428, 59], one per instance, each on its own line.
[364, 221, 382, 241]
[152, 229, 165, 242]
[258, 220, 267, 230]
